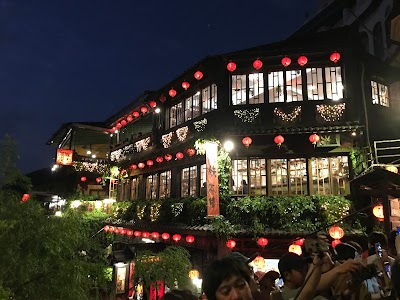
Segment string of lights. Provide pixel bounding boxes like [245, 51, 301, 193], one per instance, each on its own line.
[73, 161, 108, 173]
[274, 106, 302, 122]
[161, 132, 173, 148]
[135, 137, 151, 152]
[176, 126, 189, 141]
[193, 118, 207, 132]
[316, 103, 345, 122]
[234, 108, 260, 123]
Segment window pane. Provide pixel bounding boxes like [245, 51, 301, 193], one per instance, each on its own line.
[289, 158, 307, 195]
[268, 71, 284, 103]
[286, 70, 303, 102]
[378, 83, 389, 107]
[159, 170, 171, 199]
[371, 81, 379, 104]
[325, 67, 343, 101]
[249, 73, 264, 104]
[181, 166, 198, 197]
[270, 159, 288, 195]
[231, 159, 248, 195]
[202, 86, 211, 114]
[176, 102, 184, 125]
[306, 68, 324, 100]
[249, 158, 266, 195]
[146, 174, 158, 200]
[193, 92, 201, 118]
[185, 96, 193, 121]
[211, 84, 218, 110]
[131, 177, 139, 200]
[232, 75, 247, 105]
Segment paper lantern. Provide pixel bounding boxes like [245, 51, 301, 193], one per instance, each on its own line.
[142, 232, 150, 238]
[116, 123, 122, 129]
[332, 239, 342, 248]
[127, 230, 134, 236]
[253, 59, 263, 70]
[297, 56, 308, 66]
[242, 136, 252, 148]
[161, 232, 170, 240]
[114, 228, 120, 234]
[151, 232, 159, 239]
[172, 234, 181, 242]
[182, 81, 190, 90]
[80, 176, 87, 182]
[127, 115, 133, 122]
[289, 244, 302, 255]
[226, 239, 236, 249]
[281, 57, 291, 67]
[146, 160, 154, 166]
[169, 88, 177, 98]
[227, 61, 236, 72]
[194, 70, 203, 80]
[108, 226, 115, 233]
[121, 120, 127, 126]
[330, 52, 341, 63]
[134, 231, 142, 237]
[138, 162, 145, 169]
[120, 228, 127, 235]
[189, 269, 200, 279]
[96, 177, 102, 183]
[373, 204, 384, 221]
[294, 238, 305, 246]
[156, 157, 163, 163]
[159, 94, 166, 102]
[140, 106, 148, 114]
[186, 235, 195, 244]
[133, 111, 140, 118]
[21, 193, 30, 203]
[130, 164, 137, 170]
[329, 225, 344, 240]
[187, 148, 196, 156]
[164, 154, 173, 161]
[257, 237, 269, 248]
[103, 225, 110, 232]
[309, 134, 320, 145]
[176, 152, 184, 160]
[274, 135, 284, 147]
[149, 101, 157, 108]
[386, 165, 398, 174]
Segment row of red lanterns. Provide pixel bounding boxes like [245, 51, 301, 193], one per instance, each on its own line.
[129, 148, 196, 170]
[111, 102, 158, 132]
[103, 225, 195, 243]
[80, 176, 102, 183]
[242, 134, 320, 148]
[168, 70, 204, 98]
[226, 237, 269, 249]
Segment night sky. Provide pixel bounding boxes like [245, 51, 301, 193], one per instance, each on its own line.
[0, 0, 317, 174]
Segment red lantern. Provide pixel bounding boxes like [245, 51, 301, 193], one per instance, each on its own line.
[121, 120, 127, 126]
[116, 123, 122, 129]
[242, 136, 252, 148]
[151, 232, 159, 239]
[330, 51, 341, 63]
[127, 229, 134, 236]
[227, 61, 236, 72]
[274, 135, 284, 147]
[172, 234, 181, 242]
[281, 57, 291, 67]
[103, 225, 110, 232]
[96, 177, 102, 183]
[134, 231, 141, 237]
[114, 228, 120, 234]
[186, 235, 195, 244]
[146, 160, 154, 166]
[138, 162, 145, 169]
[332, 239, 342, 248]
[120, 228, 127, 235]
[182, 81, 190, 90]
[127, 115, 133, 122]
[329, 225, 344, 240]
[156, 157, 163, 163]
[130, 164, 137, 170]
[309, 134, 320, 145]
[80, 176, 87, 182]
[21, 193, 30, 203]
[108, 226, 115, 233]
[257, 237, 269, 248]
[161, 232, 170, 240]
[142, 232, 150, 238]
[164, 154, 173, 161]
[159, 94, 166, 102]
[226, 239, 236, 249]
[294, 238, 305, 246]
[289, 244, 302, 255]
[140, 106, 148, 114]
[253, 59, 263, 70]
[169, 88, 177, 98]
[194, 70, 203, 81]
[111, 127, 116, 132]
[149, 101, 157, 108]
[297, 55, 308, 67]
[133, 111, 139, 118]
[187, 148, 196, 156]
[176, 152, 184, 160]
[373, 204, 384, 221]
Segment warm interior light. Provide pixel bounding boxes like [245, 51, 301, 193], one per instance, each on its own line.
[155, 108, 161, 114]
[224, 141, 234, 152]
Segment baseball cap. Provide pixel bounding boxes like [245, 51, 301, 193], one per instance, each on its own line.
[278, 252, 308, 275]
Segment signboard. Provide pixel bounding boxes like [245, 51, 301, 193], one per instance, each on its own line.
[206, 142, 220, 217]
[56, 149, 73, 165]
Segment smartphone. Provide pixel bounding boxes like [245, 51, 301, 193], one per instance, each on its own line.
[384, 262, 391, 278]
[397, 227, 400, 235]
[375, 242, 383, 257]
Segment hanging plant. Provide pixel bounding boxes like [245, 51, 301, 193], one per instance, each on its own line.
[209, 215, 237, 240]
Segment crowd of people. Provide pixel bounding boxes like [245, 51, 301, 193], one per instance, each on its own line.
[161, 230, 400, 300]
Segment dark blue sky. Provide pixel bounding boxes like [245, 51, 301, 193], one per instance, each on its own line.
[0, 0, 316, 174]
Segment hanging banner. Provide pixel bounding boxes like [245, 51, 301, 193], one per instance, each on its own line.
[206, 141, 220, 217]
[56, 149, 73, 165]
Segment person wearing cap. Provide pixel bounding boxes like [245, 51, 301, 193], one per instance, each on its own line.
[255, 270, 280, 300]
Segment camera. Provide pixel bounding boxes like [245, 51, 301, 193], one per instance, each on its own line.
[303, 237, 329, 256]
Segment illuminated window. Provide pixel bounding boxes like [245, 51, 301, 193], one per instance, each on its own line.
[200, 164, 207, 196]
[185, 93, 201, 121]
[325, 67, 343, 100]
[232, 75, 247, 105]
[268, 70, 302, 103]
[130, 177, 139, 200]
[249, 73, 264, 104]
[169, 102, 184, 128]
[269, 158, 307, 195]
[146, 174, 158, 200]
[120, 180, 131, 201]
[181, 166, 197, 197]
[371, 81, 389, 107]
[288, 158, 308, 195]
[306, 68, 324, 100]
[269, 159, 288, 195]
[306, 67, 343, 101]
[310, 156, 349, 195]
[202, 84, 218, 114]
[159, 170, 171, 199]
[249, 159, 266, 195]
[231, 159, 248, 195]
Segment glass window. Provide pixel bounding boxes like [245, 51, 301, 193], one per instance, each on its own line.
[306, 68, 324, 100]
[146, 174, 158, 200]
[268, 70, 302, 103]
[200, 164, 207, 196]
[231, 159, 248, 195]
[249, 73, 264, 104]
[185, 96, 193, 121]
[325, 66, 343, 100]
[270, 159, 288, 195]
[232, 75, 247, 105]
[120, 179, 131, 201]
[170, 102, 184, 128]
[193, 92, 201, 118]
[289, 158, 308, 195]
[130, 177, 139, 200]
[310, 156, 349, 195]
[202, 84, 218, 114]
[211, 84, 218, 110]
[371, 81, 389, 107]
[249, 158, 266, 195]
[159, 170, 171, 199]
[181, 166, 197, 197]
[286, 70, 303, 102]
[268, 71, 284, 103]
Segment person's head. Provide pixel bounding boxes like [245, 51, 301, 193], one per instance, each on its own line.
[202, 256, 253, 300]
[278, 252, 308, 289]
[161, 289, 197, 300]
[346, 240, 363, 256]
[255, 271, 280, 299]
[367, 231, 388, 250]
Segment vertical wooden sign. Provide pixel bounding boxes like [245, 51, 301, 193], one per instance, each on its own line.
[206, 142, 220, 217]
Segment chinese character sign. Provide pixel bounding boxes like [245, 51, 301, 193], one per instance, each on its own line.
[206, 142, 220, 217]
[56, 149, 73, 165]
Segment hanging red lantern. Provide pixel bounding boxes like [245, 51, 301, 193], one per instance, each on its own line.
[103, 225, 110, 232]
[172, 234, 181, 242]
[187, 148, 196, 156]
[21, 193, 30, 203]
[159, 94, 166, 103]
[120, 228, 127, 235]
[330, 51, 341, 63]
[140, 106, 148, 114]
[142, 232, 150, 238]
[227, 61, 237, 72]
[108, 226, 115, 233]
[242, 136, 253, 148]
[146, 160, 154, 166]
[182, 81, 190, 90]
[164, 154, 173, 161]
[332, 239, 342, 248]
[226, 239, 236, 249]
[169, 88, 177, 98]
[80, 176, 87, 182]
[127, 229, 134, 236]
[114, 228, 120, 234]
[289, 244, 302, 255]
[274, 135, 284, 147]
[156, 156, 163, 163]
[116, 123, 122, 129]
[96, 177, 102, 183]
[161, 232, 170, 240]
[194, 70, 203, 81]
[138, 162, 145, 169]
[111, 127, 116, 132]
[121, 120, 127, 126]
[130, 164, 137, 170]
[186, 235, 195, 244]
[329, 225, 344, 240]
[281, 56, 291, 67]
[134, 231, 141, 237]
[127, 115, 133, 122]
[309, 134, 320, 145]
[297, 55, 308, 67]
[149, 101, 157, 108]
[373, 204, 384, 221]
[133, 111, 140, 118]
[253, 59, 263, 70]
[176, 152, 184, 160]
[257, 237, 269, 248]
[151, 232, 160, 239]
[294, 238, 305, 246]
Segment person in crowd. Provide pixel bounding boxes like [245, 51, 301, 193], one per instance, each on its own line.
[202, 256, 254, 300]
[346, 241, 364, 257]
[255, 270, 280, 300]
[241, 180, 248, 194]
[161, 289, 197, 300]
